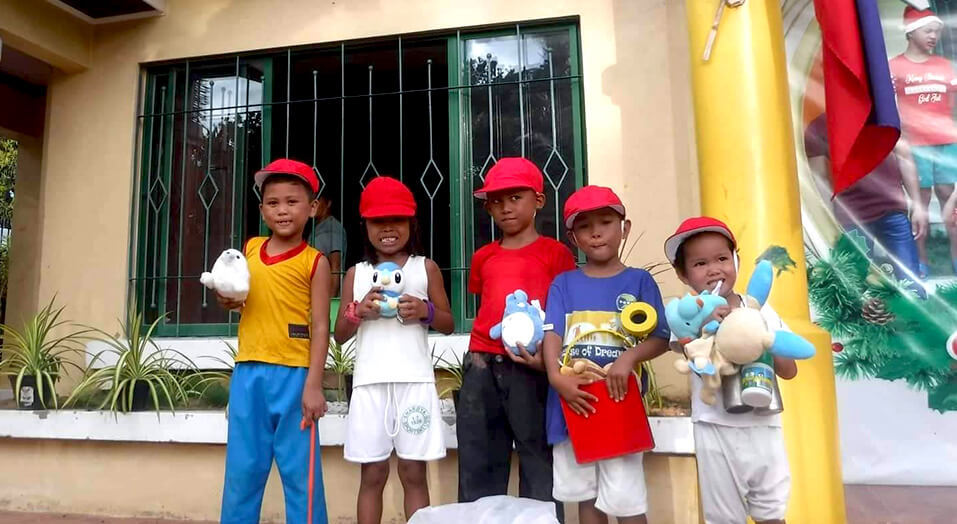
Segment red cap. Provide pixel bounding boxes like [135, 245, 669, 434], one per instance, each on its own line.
[473, 157, 545, 199]
[904, 7, 942, 33]
[254, 158, 320, 195]
[562, 185, 626, 229]
[664, 217, 737, 265]
[360, 176, 417, 218]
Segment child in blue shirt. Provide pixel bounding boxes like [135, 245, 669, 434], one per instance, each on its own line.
[543, 185, 670, 524]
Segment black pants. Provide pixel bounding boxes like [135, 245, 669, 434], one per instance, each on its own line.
[456, 352, 562, 519]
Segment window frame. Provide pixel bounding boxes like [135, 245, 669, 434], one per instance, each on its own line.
[455, 24, 587, 332]
[131, 20, 586, 337]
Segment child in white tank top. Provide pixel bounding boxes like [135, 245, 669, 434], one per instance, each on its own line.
[333, 176, 454, 523]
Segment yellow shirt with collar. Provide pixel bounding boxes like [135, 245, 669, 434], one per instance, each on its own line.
[236, 236, 322, 368]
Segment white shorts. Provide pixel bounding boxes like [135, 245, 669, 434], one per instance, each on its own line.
[552, 440, 648, 517]
[344, 382, 446, 463]
[694, 422, 791, 523]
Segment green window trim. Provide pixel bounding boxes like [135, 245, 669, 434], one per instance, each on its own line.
[131, 20, 587, 337]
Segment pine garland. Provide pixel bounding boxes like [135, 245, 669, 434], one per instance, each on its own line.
[845, 320, 893, 360]
[834, 349, 881, 380]
[807, 233, 957, 412]
[929, 378, 957, 412]
[808, 253, 865, 315]
[907, 369, 946, 392]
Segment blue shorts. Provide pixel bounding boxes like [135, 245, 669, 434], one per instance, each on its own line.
[912, 143, 957, 188]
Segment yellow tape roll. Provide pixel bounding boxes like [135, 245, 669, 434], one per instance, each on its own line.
[620, 302, 657, 339]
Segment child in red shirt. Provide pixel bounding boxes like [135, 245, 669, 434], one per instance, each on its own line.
[456, 157, 577, 513]
[888, 7, 957, 276]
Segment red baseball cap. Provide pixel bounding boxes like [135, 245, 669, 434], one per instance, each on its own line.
[473, 157, 545, 199]
[664, 216, 737, 265]
[360, 176, 417, 218]
[563, 185, 626, 229]
[254, 158, 320, 195]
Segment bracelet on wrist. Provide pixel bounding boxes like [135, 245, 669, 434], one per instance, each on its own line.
[420, 300, 435, 326]
[344, 301, 361, 325]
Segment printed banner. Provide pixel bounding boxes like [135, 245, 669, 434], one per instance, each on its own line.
[785, 0, 957, 484]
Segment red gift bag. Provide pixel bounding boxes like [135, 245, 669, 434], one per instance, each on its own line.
[560, 374, 655, 464]
[559, 325, 657, 464]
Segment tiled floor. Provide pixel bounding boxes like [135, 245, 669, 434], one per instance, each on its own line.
[2, 485, 957, 523]
[0, 514, 211, 524]
[843, 485, 957, 524]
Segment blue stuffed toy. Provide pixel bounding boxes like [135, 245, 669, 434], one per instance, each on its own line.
[371, 261, 404, 318]
[666, 259, 816, 406]
[665, 289, 728, 376]
[490, 289, 546, 355]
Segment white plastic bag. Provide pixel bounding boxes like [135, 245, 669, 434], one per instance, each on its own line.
[408, 495, 559, 524]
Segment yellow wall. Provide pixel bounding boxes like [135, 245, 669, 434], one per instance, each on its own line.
[0, 439, 699, 523]
[24, 0, 697, 396]
[0, 0, 91, 72]
[1, 0, 702, 520]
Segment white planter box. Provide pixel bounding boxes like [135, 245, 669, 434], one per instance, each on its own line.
[0, 405, 694, 454]
[85, 334, 472, 370]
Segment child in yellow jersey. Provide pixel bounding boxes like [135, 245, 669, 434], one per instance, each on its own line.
[216, 158, 331, 524]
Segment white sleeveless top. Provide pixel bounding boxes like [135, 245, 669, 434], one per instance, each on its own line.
[352, 255, 434, 386]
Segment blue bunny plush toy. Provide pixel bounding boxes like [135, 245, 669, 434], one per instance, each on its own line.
[490, 289, 546, 355]
[713, 260, 817, 365]
[372, 261, 404, 318]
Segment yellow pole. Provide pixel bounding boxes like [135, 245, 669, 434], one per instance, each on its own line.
[684, 1, 846, 523]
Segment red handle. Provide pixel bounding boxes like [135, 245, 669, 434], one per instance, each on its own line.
[306, 422, 316, 523]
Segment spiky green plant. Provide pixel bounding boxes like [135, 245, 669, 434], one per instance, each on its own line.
[193, 340, 238, 405]
[66, 307, 197, 414]
[0, 298, 89, 409]
[640, 361, 665, 412]
[435, 350, 465, 399]
[327, 337, 356, 375]
[326, 337, 356, 401]
[210, 339, 239, 370]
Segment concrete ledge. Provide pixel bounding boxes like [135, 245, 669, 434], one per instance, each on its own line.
[0, 405, 695, 454]
[86, 334, 472, 370]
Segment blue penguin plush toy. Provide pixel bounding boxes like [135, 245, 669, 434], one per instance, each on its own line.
[372, 261, 405, 318]
[490, 289, 546, 355]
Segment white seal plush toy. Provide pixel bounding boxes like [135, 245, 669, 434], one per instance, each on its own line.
[200, 248, 250, 301]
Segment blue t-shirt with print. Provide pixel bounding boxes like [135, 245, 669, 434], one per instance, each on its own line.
[544, 267, 670, 445]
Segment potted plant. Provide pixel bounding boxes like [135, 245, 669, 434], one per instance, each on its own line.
[436, 350, 465, 411]
[0, 298, 88, 410]
[66, 307, 197, 414]
[194, 340, 237, 408]
[324, 337, 355, 403]
[640, 361, 662, 412]
[639, 361, 690, 417]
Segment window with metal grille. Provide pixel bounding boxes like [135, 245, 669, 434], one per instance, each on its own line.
[132, 21, 586, 336]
